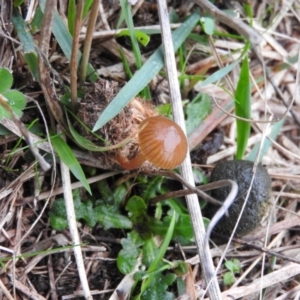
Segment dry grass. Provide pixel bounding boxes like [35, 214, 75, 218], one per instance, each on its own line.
[0, 0, 300, 299]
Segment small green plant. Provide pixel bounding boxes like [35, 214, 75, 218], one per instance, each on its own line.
[0, 68, 26, 119]
[49, 175, 197, 298]
[223, 258, 242, 286]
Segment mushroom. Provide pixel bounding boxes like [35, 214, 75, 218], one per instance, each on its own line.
[117, 116, 188, 170]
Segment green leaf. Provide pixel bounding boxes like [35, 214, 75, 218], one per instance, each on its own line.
[146, 203, 195, 245]
[117, 231, 144, 274]
[140, 213, 176, 294]
[49, 191, 98, 230]
[186, 93, 212, 135]
[225, 259, 241, 273]
[0, 125, 12, 135]
[141, 238, 159, 270]
[49, 189, 131, 230]
[118, 0, 151, 99]
[12, 9, 40, 81]
[82, 0, 94, 19]
[126, 196, 148, 222]
[141, 273, 176, 300]
[24, 52, 39, 81]
[92, 11, 201, 131]
[94, 205, 133, 230]
[201, 16, 215, 35]
[0, 68, 13, 92]
[1, 90, 26, 118]
[66, 113, 110, 152]
[246, 118, 284, 162]
[235, 55, 251, 159]
[49, 198, 68, 230]
[117, 29, 150, 46]
[39, 0, 99, 82]
[67, 0, 76, 37]
[29, 6, 44, 33]
[113, 184, 128, 206]
[149, 212, 176, 272]
[192, 168, 208, 184]
[223, 271, 235, 286]
[13, 0, 24, 7]
[196, 60, 240, 90]
[51, 134, 91, 194]
[142, 176, 165, 200]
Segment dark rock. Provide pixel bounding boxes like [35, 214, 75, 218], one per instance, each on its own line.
[205, 160, 271, 236]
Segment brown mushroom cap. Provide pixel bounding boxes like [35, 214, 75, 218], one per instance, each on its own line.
[138, 116, 188, 169]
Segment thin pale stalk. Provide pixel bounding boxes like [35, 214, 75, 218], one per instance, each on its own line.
[156, 0, 221, 298]
[79, 0, 99, 82]
[70, 0, 84, 111]
[58, 127, 93, 300]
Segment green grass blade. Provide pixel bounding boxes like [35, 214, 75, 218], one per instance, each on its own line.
[117, 29, 150, 46]
[235, 55, 251, 159]
[119, 0, 150, 98]
[82, 0, 94, 19]
[120, 0, 143, 69]
[0, 68, 13, 92]
[246, 118, 285, 162]
[140, 212, 176, 294]
[12, 9, 39, 81]
[51, 134, 91, 194]
[92, 11, 201, 131]
[67, 0, 76, 37]
[39, 0, 98, 82]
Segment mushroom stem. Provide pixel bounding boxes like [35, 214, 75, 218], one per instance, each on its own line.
[117, 152, 146, 170]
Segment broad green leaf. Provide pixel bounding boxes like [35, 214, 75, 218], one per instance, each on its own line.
[94, 205, 132, 230]
[1, 90, 26, 118]
[147, 213, 194, 246]
[126, 196, 147, 220]
[141, 271, 176, 300]
[225, 259, 241, 273]
[92, 11, 201, 131]
[142, 176, 165, 200]
[49, 191, 97, 229]
[117, 29, 150, 46]
[0, 68, 13, 92]
[142, 238, 159, 269]
[186, 93, 212, 135]
[117, 231, 144, 274]
[235, 55, 251, 159]
[201, 16, 215, 35]
[223, 272, 235, 286]
[49, 198, 68, 230]
[113, 184, 128, 206]
[51, 134, 91, 194]
[49, 189, 131, 230]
